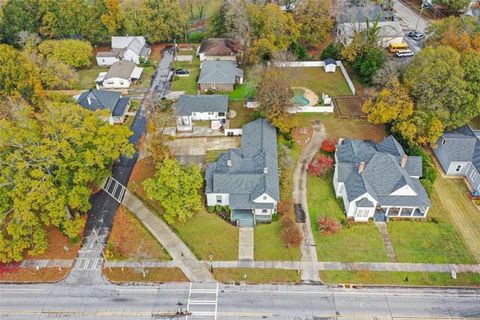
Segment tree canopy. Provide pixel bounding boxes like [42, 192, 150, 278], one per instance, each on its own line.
[143, 158, 203, 224]
[38, 39, 93, 68]
[0, 101, 134, 262]
[426, 16, 480, 52]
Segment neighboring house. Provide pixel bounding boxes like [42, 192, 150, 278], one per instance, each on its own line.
[198, 60, 244, 92]
[205, 119, 279, 226]
[433, 125, 480, 193]
[77, 89, 130, 124]
[334, 136, 431, 222]
[323, 58, 337, 72]
[96, 60, 143, 89]
[197, 38, 242, 62]
[336, 21, 404, 48]
[96, 36, 151, 66]
[174, 95, 228, 132]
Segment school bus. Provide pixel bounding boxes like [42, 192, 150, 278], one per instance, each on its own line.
[388, 42, 409, 53]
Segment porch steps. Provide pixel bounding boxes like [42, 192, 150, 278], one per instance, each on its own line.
[375, 222, 398, 262]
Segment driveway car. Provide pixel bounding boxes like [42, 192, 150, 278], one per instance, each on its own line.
[175, 69, 190, 77]
[396, 49, 414, 57]
[413, 33, 425, 41]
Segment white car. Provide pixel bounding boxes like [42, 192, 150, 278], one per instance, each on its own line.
[396, 49, 414, 57]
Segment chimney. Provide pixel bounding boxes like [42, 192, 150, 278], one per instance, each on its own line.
[400, 155, 408, 168]
[358, 162, 365, 174]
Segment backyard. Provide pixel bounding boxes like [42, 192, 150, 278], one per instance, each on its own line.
[77, 67, 108, 90]
[228, 100, 256, 129]
[286, 67, 353, 98]
[171, 50, 199, 94]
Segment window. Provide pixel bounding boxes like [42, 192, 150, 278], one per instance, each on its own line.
[262, 209, 267, 214]
[356, 208, 369, 218]
[471, 170, 478, 182]
[216, 195, 222, 204]
[120, 81, 124, 85]
[208, 112, 214, 115]
[263, 196, 267, 200]
[218, 112, 225, 117]
[455, 164, 462, 172]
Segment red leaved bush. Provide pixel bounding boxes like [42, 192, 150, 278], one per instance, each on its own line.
[321, 139, 337, 153]
[317, 217, 341, 234]
[281, 217, 303, 247]
[308, 154, 334, 177]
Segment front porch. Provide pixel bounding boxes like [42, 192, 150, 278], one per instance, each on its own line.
[375, 206, 429, 220]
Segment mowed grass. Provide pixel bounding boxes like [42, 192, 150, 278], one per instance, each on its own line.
[171, 210, 239, 261]
[308, 172, 390, 262]
[228, 100, 256, 128]
[77, 67, 108, 89]
[104, 267, 188, 283]
[128, 158, 238, 261]
[321, 270, 480, 287]
[171, 55, 199, 94]
[254, 222, 301, 261]
[388, 178, 478, 264]
[107, 206, 170, 261]
[213, 268, 300, 284]
[131, 66, 155, 89]
[287, 67, 352, 97]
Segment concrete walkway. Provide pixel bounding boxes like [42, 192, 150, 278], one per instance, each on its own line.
[238, 227, 254, 261]
[293, 121, 325, 282]
[375, 222, 398, 262]
[122, 190, 214, 282]
[18, 259, 74, 268]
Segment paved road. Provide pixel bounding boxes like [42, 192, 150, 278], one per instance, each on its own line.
[66, 48, 175, 285]
[1, 283, 479, 319]
[394, 0, 429, 53]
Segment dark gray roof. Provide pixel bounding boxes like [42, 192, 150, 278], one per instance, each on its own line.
[336, 136, 430, 207]
[437, 125, 480, 171]
[356, 197, 374, 208]
[205, 119, 279, 210]
[324, 58, 336, 65]
[199, 38, 241, 56]
[77, 89, 129, 117]
[174, 95, 228, 116]
[198, 61, 243, 84]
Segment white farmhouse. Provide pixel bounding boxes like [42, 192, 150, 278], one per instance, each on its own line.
[174, 95, 228, 132]
[96, 60, 143, 89]
[333, 136, 431, 222]
[96, 36, 151, 66]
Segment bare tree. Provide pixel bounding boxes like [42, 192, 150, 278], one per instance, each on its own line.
[132, 241, 153, 278]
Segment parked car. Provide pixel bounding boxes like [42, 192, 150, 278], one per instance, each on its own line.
[175, 69, 190, 77]
[396, 49, 415, 58]
[413, 33, 425, 41]
[408, 31, 422, 37]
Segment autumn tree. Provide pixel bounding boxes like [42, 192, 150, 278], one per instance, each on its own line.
[256, 67, 294, 134]
[0, 0, 43, 45]
[433, 0, 470, 12]
[0, 101, 134, 263]
[143, 158, 203, 224]
[101, 0, 125, 34]
[294, 0, 333, 47]
[308, 155, 334, 177]
[38, 39, 93, 69]
[281, 217, 303, 247]
[0, 45, 42, 105]
[321, 139, 337, 153]
[317, 217, 341, 234]
[426, 16, 480, 52]
[30, 54, 79, 90]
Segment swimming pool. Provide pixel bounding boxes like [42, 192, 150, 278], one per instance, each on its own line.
[292, 89, 310, 106]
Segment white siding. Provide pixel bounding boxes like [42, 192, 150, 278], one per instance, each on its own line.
[199, 53, 237, 62]
[206, 193, 229, 206]
[447, 161, 470, 175]
[191, 112, 227, 121]
[123, 49, 141, 64]
[96, 56, 120, 66]
[101, 77, 131, 89]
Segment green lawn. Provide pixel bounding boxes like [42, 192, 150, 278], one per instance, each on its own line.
[307, 172, 390, 262]
[171, 55, 200, 94]
[172, 210, 238, 261]
[131, 66, 155, 89]
[321, 270, 480, 287]
[213, 268, 300, 284]
[229, 84, 256, 101]
[469, 116, 480, 130]
[254, 222, 301, 261]
[287, 67, 352, 98]
[205, 149, 227, 163]
[77, 67, 108, 89]
[228, 100, 256, 128]
[388, 179, 477, 264]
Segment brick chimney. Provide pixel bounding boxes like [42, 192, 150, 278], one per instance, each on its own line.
[400, 155, 408, 168]
[358, 161, 365, 174]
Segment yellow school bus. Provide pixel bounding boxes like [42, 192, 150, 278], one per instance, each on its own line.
[389, 42, 409, 53]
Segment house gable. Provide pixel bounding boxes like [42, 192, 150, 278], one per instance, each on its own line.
[390, 184, 417, 196]
[253, 193, 276, 204]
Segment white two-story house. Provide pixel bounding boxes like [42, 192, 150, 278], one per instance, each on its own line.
[174, 95, 228, 131]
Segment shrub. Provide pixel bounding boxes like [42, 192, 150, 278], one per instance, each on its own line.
[290, 42, 308, 60]
[352, 47, 386, 84]
[340, 217, 352, 229]
[308, 154, 334, 177]
[320, 43, 342, 61]
[38, 39, 93, 68]
[281, 217, 303, 247]
[321, 139, 337, 153]
[277, 199, 294, 218]
[189, 31, 205, 43]
[317, 216, 341, 234]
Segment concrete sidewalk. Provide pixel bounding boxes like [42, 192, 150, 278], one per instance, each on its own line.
[122, 190, 214, 282]
[238, 227, 254, 261]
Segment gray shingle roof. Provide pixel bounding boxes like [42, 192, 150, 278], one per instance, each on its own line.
[324, 58, 336, 65]
[105, 60, 136, 80]
[205, 119, 279, 210]
[198, 61, 243, 84]
[174, 95, 228, 116]
[356, 197, 374, 208]
[77, 89, 129, 117]
[438, 125, 480, 170]
[336, 136, 430, 207]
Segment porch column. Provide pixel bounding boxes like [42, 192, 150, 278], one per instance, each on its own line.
[398, 207, 403, 216]
[423, 207, 430, 217]
[385, 207, 390, 216]
[411, 207, 415, 217]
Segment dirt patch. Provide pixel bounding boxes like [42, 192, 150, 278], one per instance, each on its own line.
[107, 206, 170, 261]
[103, 267, 188, 283]
[0, 267, 70, 283]
[292, 127, 313, 148]
[334, 96, 368, 118]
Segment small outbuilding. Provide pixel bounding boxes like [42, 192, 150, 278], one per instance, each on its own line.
[323, 58, 337, 73]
